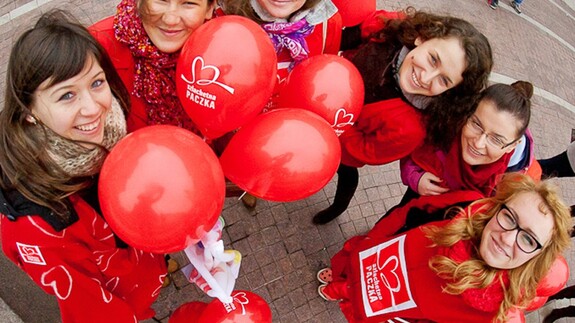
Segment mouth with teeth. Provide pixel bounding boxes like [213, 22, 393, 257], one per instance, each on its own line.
[75, 118, 101, 132]
[468, 144, 485, 157]
[411, 70, 422, 88]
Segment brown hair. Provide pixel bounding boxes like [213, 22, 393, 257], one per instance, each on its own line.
[0, 10, 130, 218]
[138, 0, 216, 22]
[480, 81, 533, 139]
[424, 173, 572, 322]
[219, 0, 321, 24]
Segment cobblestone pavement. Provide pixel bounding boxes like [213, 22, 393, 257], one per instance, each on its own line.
[1, 0, 575, 322]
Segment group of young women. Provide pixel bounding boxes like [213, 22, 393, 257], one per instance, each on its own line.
[0, 0, 571, 322]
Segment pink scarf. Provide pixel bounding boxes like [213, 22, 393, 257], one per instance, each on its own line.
[261, 18, 313, 69]
[114, 0, 199, 133]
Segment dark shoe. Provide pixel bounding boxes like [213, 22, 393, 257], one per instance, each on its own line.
[241, 192, 257, 209]
[511, 1, 522, 13]
[489, 0, 498, 9]
[313, 206, 345, 224]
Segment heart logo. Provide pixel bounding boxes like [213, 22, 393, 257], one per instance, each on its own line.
[331, 108, 354, 129]
[181, 56, 235, 94]
[233, 291, 250, 315]
[41, 266, 72, 300]
[377, 255, 401, 293]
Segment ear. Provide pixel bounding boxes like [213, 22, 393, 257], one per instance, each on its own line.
[414, 37, 423, 46]
[205, 2, 216, 20]
[25, 115, 37, 125]
[504, 139, 521, 154]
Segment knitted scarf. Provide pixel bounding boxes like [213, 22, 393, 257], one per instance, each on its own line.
[442, 235, 510, 313]
[42, 98, 127, 177]
[114, 0, 198, 132]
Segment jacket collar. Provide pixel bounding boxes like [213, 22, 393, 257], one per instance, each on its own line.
[0, 188, 78, 232]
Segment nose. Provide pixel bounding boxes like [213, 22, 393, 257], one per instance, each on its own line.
[474, 132, 488, 148]
[80, 93, 101, 116]
[162, 6, 181, 26]
[500, 229, 517, 249]
[420, 69, 440, 86]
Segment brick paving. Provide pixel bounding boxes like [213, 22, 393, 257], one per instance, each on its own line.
[1, 0, 575, 322]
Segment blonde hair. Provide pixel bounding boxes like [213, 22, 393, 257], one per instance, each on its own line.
[423, 173, 572, 322]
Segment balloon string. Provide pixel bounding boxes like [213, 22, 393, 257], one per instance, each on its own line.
[184, 246, 233, 303]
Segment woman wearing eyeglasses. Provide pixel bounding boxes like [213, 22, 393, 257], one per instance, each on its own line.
[400, 81, 535, 202]
[317, 173, 572, 322]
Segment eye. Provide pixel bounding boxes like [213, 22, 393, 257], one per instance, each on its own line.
[489, 136, 506, 147]
[92, 79, 105, 89]
[501, 209, 517, 227]
[472, 120, 483, 131]
[440, 76, 449, 87]
[58, 92, 75, 101]
[518, 231, 537, 249]
[429, 54, 437, 66]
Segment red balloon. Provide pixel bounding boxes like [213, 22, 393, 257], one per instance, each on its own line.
[524, 296, 548, 311]
[277, 54, 364, 136]
[331, 0, 376, 27]
[169, 301, 208, 323]
[198, 290, 272, 323]
[176, 16, 278, 139]
[99, 125, 225, 253]
[536, 255, 569, 296]
[220, 109, 341, 202]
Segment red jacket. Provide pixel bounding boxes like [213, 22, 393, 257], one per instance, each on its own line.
[339, 98, 426, 167]
[89, 17, 150, 133]
[1, 194, 166, 323]
[330, 199, 503, 322]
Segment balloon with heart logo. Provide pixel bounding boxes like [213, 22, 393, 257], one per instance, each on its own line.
[277, 54, 364, 136]
[99, 125, 226, 253]
[219, 108, 341, 202]
[198, 290, 272, 323]
[176, 15, 277, 139]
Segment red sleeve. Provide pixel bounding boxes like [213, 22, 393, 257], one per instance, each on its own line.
[89, 17, 148, 132]
[360, 9, 406, 40]
[339, 98, 426, 167]
[322, 12, 342, 55]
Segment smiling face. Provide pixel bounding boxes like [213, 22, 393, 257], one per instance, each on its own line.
[140, 0, 214, 54]
[461, 99, 522, 166]
[398, 37, 467, 97]
[255, 0, 307, 19]
[479, 192, 554, 269]
[30, 55, 112, 148]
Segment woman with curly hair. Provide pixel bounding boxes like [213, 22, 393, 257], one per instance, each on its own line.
[313, 7, 493, 224]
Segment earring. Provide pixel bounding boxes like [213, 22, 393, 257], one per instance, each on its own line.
[26, 115, 37, 125]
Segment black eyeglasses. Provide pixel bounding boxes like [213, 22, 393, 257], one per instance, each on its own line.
[465, 116, 518, 150]
[495, 204, 543, 254]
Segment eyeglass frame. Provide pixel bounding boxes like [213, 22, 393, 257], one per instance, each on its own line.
[495, 204, 543, 254]
[465, 115, 519, 150]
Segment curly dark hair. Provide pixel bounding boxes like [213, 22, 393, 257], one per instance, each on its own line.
[370, 7, 494, 150]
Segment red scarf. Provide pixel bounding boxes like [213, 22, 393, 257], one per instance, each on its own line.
[442, 238, 510, 313]
[114, 0, 199, 133]
[411, 139, 512, 196]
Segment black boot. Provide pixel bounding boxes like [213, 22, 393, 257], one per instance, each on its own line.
[313, 164, 359, 225]
[539, 151, 575, 178]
